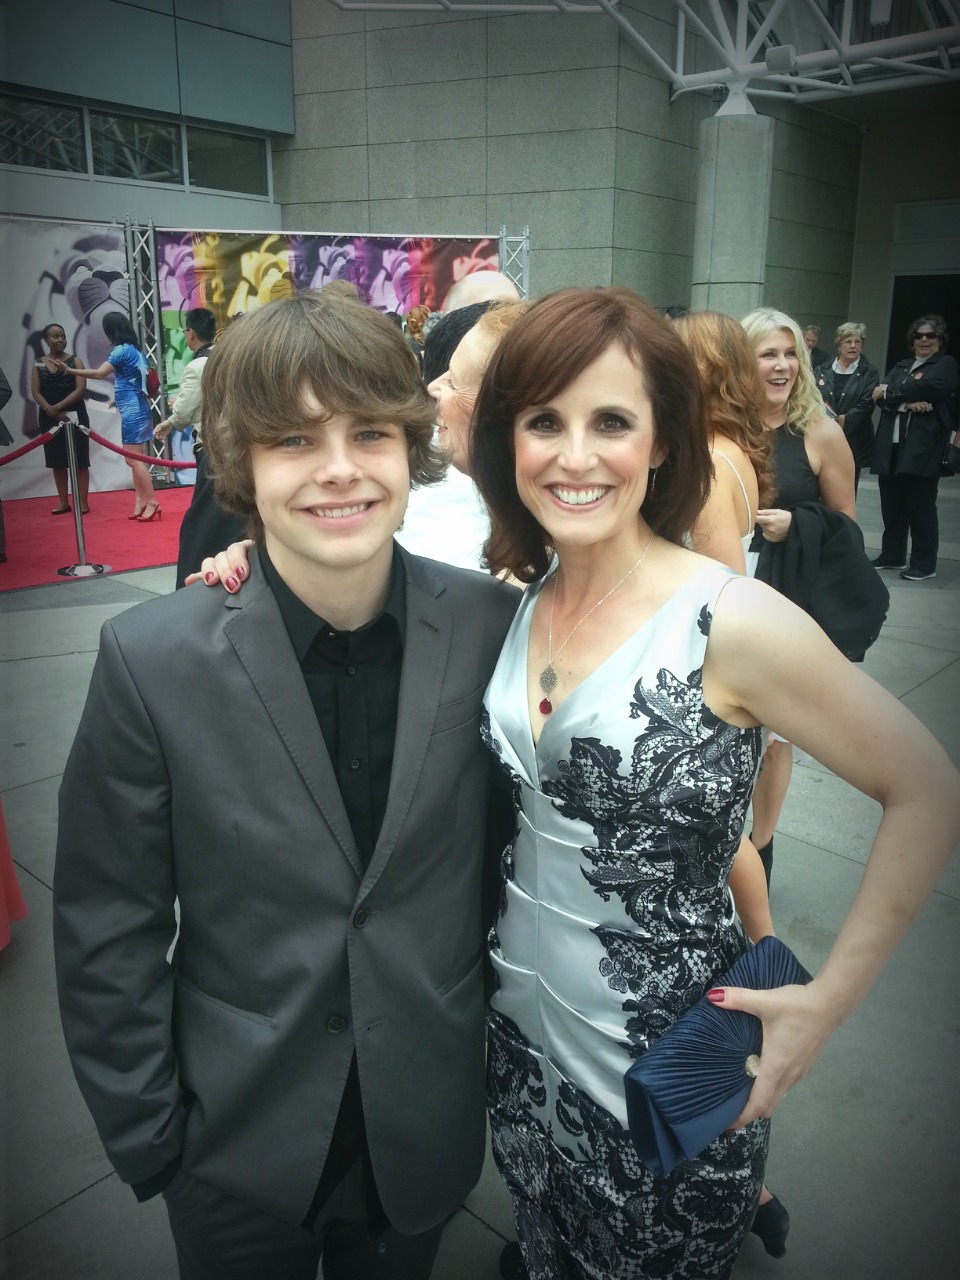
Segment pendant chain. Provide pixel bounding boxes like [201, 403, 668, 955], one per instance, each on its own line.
[538, 531, 655, 714]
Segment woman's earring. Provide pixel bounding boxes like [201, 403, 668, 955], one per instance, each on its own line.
[648, 467, 658, 497]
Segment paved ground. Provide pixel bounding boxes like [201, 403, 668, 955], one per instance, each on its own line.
[1, 476, 958, 1279]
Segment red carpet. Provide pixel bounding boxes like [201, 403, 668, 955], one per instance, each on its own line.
[0, 487, 194, 592]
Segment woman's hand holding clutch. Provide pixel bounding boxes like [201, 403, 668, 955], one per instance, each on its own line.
[709, 979, 842, 1128]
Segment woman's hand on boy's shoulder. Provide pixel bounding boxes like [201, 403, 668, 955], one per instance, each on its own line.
[184, 540, 255, 592]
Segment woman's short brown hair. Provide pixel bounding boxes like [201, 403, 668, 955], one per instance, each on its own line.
[471, 287, 712, 582]
[907, 313, 948, 351]
[202, 291, 444, 540]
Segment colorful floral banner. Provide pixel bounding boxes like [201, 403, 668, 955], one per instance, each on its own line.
[154, 229, 500, 479]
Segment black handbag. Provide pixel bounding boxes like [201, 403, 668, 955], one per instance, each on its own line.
[624, 936, 811, 1177]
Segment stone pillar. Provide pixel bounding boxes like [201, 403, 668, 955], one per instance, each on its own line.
[690, 113, 775, 317]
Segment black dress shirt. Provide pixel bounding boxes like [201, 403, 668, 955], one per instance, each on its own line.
[261, 546, 406, 1229]
[261, 548, 405, 870]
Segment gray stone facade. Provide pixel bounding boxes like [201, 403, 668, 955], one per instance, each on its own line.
[275, 1, 864, 332]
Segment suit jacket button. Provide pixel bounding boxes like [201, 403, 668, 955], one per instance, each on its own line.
[326, 1015, 347, 1034]
[354, 908, 370, 928]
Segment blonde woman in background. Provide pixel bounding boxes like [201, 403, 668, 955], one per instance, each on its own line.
[740, 308, 856, 890]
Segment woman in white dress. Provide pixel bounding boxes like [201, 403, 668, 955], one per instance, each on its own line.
[469, 287, 958, 1280]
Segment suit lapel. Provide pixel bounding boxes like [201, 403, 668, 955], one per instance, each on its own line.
[362, 549, 453, 887]
[223, 559, 363, 877]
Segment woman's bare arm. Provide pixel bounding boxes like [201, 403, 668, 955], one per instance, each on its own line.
[703, 577, 960, 1126]
[806, 413, 857, 520]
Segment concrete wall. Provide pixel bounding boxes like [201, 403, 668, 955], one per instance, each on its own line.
[0, 0, 293, 133]
[850, 107, 960, 367]
[612, 1, 715, 308]
[278, 2, 869, 316]
[277, 1, 714, 304]
[0, 170, 282, 231]
[761, 101, 861, 339]
[0, 0, 290, 228]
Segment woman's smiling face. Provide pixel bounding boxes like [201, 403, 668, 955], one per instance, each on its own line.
[512, 343, 664, 556]
[43, 325, 67, 356]
[754, 328, 799, 421]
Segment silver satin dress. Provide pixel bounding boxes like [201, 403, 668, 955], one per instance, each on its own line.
[482, 562, 768, 1280]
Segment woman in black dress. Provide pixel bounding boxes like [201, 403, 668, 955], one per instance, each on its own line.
[739, 308, 856, 888]
[870, 314, 959, 581]
[30, 323, 91, 515]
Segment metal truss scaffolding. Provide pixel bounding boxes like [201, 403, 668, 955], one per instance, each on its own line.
[329, 0, 960, 110]
[500, 224, 530, 298]
[124, 219, 169, 479]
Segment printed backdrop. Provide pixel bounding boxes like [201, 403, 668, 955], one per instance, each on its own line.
[0, 219, 499, 500]
[0, 218, 134, 499]
[155, 230, 500, 482]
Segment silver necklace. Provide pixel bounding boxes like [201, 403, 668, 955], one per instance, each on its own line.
[538, 532, 655, 715]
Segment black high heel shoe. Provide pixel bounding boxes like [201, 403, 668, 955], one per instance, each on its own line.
[751, 1194, 790, 1257]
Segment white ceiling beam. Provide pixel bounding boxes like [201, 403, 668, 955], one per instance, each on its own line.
[744, 0, 793, 64]
[735, 0, 750, 58]
[701, 0, 738, 60]
[592, 0, 685, 86]
[673, 0, 739, 69]
[326, 1, 960, 105]
[916, 0, 954, 69]
[678, 26, 960, 91]
[750, 67, 960, 101]
[867, 55, 955, 78]
[840, 0, 854, 46]
[797, 0, 856, 86]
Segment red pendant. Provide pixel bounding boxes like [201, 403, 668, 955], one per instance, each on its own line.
[539, 697, 553, 715]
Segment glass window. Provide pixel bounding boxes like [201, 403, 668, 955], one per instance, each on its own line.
[187, 126, 267, 196]
[0, 96, 85, 172]
[89, 112, 183, 184]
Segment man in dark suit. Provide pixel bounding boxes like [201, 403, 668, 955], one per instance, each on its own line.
[53, 293, 519, 1279]
[803, 324, 828, 371]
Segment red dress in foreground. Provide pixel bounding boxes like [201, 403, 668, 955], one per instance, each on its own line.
[0, 798, 27, 950]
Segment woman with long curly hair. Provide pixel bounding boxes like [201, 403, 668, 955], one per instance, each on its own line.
[673, 311, 773, 573]
[673, 309, 788, 1257]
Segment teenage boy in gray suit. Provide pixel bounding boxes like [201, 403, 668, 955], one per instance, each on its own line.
[53, 292, 519, 1279]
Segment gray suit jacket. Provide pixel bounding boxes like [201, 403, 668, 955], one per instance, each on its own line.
[53, 546, 519, 1232]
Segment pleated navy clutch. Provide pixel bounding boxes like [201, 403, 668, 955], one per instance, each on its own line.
[624, 935, 811, 1177]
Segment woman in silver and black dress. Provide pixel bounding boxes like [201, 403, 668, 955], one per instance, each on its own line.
[470, 287, 956, 1280]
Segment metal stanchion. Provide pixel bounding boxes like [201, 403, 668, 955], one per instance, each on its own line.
[57, 420, 109, 578]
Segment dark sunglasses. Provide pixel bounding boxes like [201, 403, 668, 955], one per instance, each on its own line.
[913, 331, 939, 341]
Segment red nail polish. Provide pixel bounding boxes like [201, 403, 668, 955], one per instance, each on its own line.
[204, 571, 215, 585]
[225, 576, 238, 592]
[236, 566, 245, 580]
[707, 989, 726, 1004]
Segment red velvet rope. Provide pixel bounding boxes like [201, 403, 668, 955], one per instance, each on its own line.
[0, 430, 55, 466]
[87, 429, 197, 469]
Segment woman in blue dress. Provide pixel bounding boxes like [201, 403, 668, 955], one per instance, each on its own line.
[57, 311, 160, 521]
[468, 287, 959, 1279]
